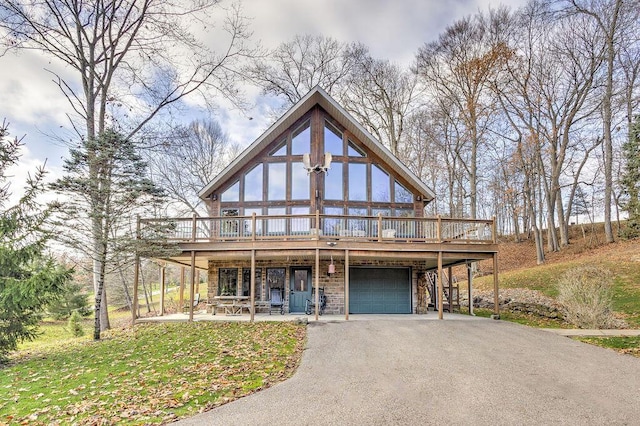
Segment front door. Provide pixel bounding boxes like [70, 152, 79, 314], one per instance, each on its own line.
[289, 267, 312, 313]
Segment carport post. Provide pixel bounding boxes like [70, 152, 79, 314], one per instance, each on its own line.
[344, 249, 349, 320]
[250, 249, 256, 322]
[437, 251, 443, 320]
[159, 264, 166, 316]
[492, 253, 500, 319]
[467, 263, 474, 316]
[189, 250, 196, 322]
[315, 248, 320, 321]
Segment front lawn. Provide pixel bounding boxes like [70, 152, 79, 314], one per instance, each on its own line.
[0, 321, 306, 425]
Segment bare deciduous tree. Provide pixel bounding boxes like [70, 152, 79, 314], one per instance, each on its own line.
[0, 0, 253, 338]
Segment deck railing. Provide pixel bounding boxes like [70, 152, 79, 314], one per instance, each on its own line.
[139, 213, 496, 245]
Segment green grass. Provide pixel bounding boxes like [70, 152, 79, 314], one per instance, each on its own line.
[575, 336, 640, 358]
[471, 308, 569, 328]
[1, 321, 306, 425]
[474, 258, 640, 326]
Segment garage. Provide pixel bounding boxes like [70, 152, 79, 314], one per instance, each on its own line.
[349, 267, 411, 314]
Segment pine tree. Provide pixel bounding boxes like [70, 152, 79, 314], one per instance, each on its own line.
[50, 130, 165, 340]
[0, 121, 72, 363]
[621, 116, 640, 239]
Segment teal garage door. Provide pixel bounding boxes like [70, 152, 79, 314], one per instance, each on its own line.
[349, 268, 411, 314]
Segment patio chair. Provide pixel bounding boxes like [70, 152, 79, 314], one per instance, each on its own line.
[269, 288, 284, 315]
[183, 293, 200, 312]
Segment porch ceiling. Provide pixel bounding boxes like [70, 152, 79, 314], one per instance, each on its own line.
[153, 244, 495, 272]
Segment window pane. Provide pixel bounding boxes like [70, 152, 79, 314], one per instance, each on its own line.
[291, 206, 310, 233]
[271, 140, 286, 156]
[244, 207, 263, 235]
[348, 163, 367, 201]
[268, 163, 286, 200]
[291, 162, 310, 200]
[395, 180, 413, 203]
[218, 268, 238, 296]
[291, 122, 311, 155]
[324, 162, 343, 200]
[221, 181, 239, 202]
[244, 164, 263, 201]
[348, 207, 368, 236]
[293, 269, 308, 292]
[267, 207, 286, 235]
[371, 165, 390, 202]
[266, 268, 285, 295]
[323, 206, 344, 235]
[324, 122, 343, 156]
[221, 209, 239, 236]
[242, 268, 262, 298]
[348, 140, 365, 157]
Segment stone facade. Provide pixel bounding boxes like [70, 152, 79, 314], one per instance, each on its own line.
[208, 258, 430, 315]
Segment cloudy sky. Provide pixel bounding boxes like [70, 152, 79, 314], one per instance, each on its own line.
[0, 0, 525, 200]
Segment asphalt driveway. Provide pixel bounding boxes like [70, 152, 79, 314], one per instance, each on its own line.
[175, 318, 640, 425]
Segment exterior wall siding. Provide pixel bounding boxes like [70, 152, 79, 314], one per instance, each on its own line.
[208, 258, 428, 315]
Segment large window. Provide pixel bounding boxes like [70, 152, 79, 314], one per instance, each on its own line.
[221, 181, 239, 202]
[267, 207, 286, 235]
[395, 180, 412, 203]
[218, 268, 238, 296]
[291, 122, 311, 155]
[323, 206, 344, 235]
[324, 162, 343, 200]
[324, 122, 343, 156]
[268, 163, 286, 200]
[291, 206, 310, 233]
[242, 268, 262, 298]
[348, 163, 367, 201]
[372, 165, 390, 202]
[244, 207, 263, 235]
[266, 268, 285, 296]
[244, 164, 263, 201]
[291, 162, 310, 200]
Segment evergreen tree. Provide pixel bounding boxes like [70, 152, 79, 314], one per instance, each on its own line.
[0, 122, 72, 363]
[50, 130, 165, 340]
[621, 116, 640, 239]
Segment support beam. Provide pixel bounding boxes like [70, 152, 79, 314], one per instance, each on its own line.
[132, 254, 139, 324]
[448, 266, 453, 312]
[189, 251, 196, 322]
[315, 248, 320, 321]
[467, 263, 474, 316]
[345, 249, 349, 320]
[250, 249, 256, 322]
[437, 251, 443, 320]
[159, 264, 166, 316]
[179, 267, 185, 310]
[493, 253, 500, 319]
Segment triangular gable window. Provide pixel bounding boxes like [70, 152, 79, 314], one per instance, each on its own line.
[270, 139, 286, 156]
[291, 121, 311, 155]
[348, 140, 366, 157]
[221, 180, 240, 202]
[324, 121, 343, 156]
[394, 180, 413, 203]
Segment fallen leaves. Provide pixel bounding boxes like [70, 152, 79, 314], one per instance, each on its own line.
[1, 322, 306, 425]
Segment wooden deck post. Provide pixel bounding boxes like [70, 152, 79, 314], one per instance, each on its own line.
[448, 266, 453, 312]
[250, 249, 256, 322]
[493, 252, 500, 319]
[437, 251, 443, 320]
[377, 213, 383, 242]
[179, 267, 185, 310]
[344, 249, 349, 321]
[189, 251, 196, 322]
[315, 248, 320, 321]
[159, 264, 166, 316]
[132, 216, 140, 324]
[467, 263, 474, 316]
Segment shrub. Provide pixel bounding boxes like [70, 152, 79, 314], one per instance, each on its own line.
[557, 266, 615, 329]
[47, 281, 91, 320]
[67, 310, 85, 337]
